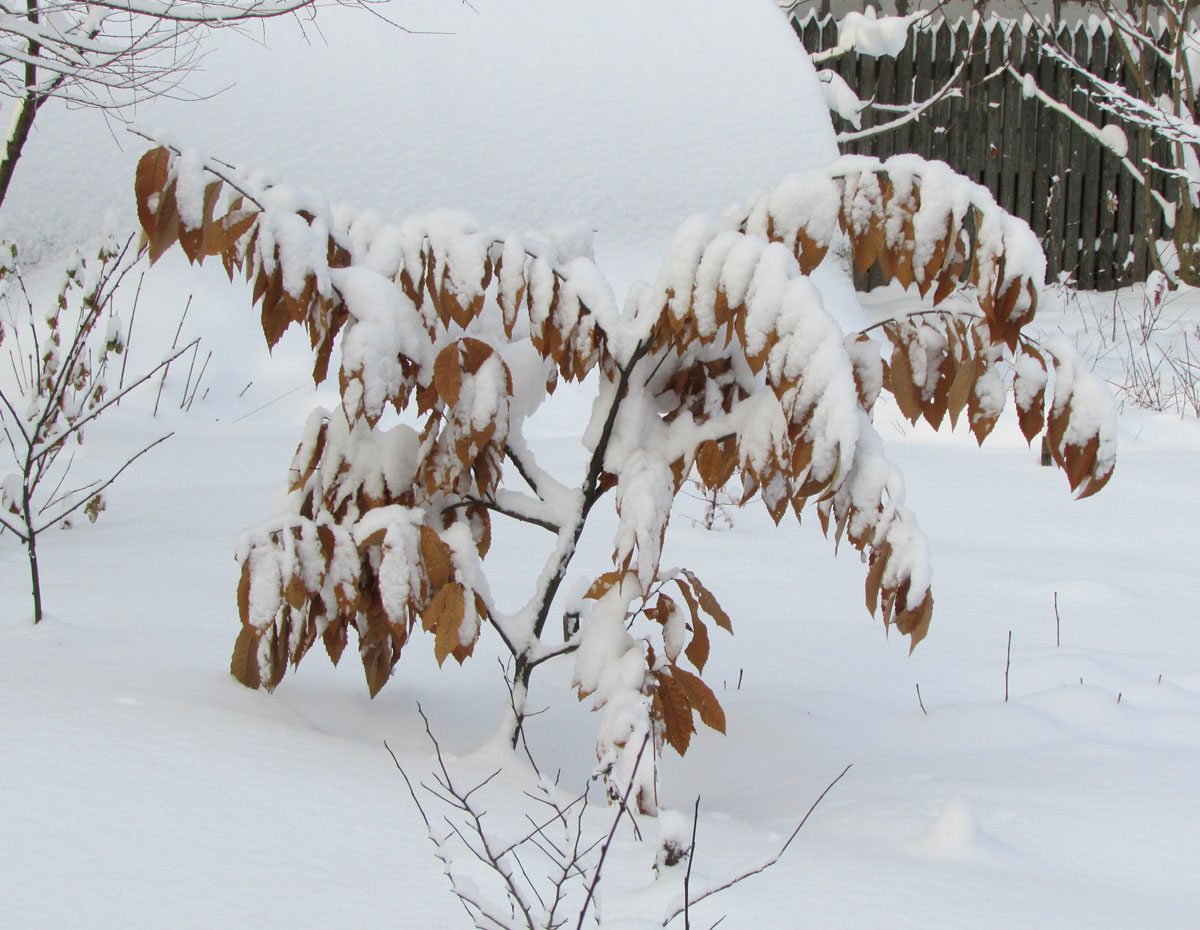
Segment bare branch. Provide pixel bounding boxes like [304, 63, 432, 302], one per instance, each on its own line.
[383, 739, 430, 830]
[33, 431, 173, 533]
[662, 764, 853, 926]
[576, 732, 652, 930]
[34, 337, 197, 454]
[496, 791, 589, 862]
[415, 703, 539, 930]
[443, 496, 561, 534]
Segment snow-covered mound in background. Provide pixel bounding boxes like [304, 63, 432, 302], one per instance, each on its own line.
[2, 0, 837, 278]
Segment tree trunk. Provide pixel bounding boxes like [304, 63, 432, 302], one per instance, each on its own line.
[0, 0, 44, 213]
[0, 93, 40, 213]
[23, 495, 42, 623]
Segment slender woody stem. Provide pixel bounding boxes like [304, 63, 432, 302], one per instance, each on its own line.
[509, 341, 653, 745]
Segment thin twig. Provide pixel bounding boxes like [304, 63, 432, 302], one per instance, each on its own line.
[231, 386, 301, 422]
[117, 271, 143, 398]
[500, 657, 541, 772]
[577, 733, 652, 930]
[1005, 630, 1013, 703]
[178, 339, 200, 408]
[683, 795, 700, 930]
[33, 432, 173, 533]
[185, 350, 212, 411]
[153, 295, 192, 417]
[662, 763, 853, 926]
[384, 740, 431, 830]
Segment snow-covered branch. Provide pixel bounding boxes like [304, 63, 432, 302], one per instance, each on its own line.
[809, 11, 981, 146]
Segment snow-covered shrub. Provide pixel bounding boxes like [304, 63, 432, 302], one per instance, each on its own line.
[135, 144, 1116, 809]
[0, 237, 192, 622]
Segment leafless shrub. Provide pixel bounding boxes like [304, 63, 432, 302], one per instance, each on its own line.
[0, 235, 194, 621]
[388, 704, 851, 930]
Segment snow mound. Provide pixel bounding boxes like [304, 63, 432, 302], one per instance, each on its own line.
[1, 0, 838, 275]
[910, 797, 1002, 861]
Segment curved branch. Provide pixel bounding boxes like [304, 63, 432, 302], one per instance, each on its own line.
[442, 496, 560, 534]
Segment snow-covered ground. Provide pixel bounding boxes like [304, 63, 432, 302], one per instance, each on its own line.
[2, 2, 1198, 928]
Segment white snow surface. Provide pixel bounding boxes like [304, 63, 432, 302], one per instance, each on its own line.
[0, 0, 837, 283]
[5, 281, 1200, 929]
[2, 2, 1200, 930]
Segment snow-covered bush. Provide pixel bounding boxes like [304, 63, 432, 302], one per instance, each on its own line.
[135, 143, 1115, 809]
[0, 236, 192, 622]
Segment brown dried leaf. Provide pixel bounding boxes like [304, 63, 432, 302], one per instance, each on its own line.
[695, 439, 724, 489]
[285, 574, 308, 611]
[135, 147, 170, 245]
[357, 525, 389, 553]
[946, 354, 977, 429]
[921, 348, 954, 430]
[429, 583, 467, 668]
[968, 366, 1000, 445]
[670, 665, 726, 734]
[420, 525, 454, 591]
[261, 279, 291, 350]
[684, 614, 711, 674]
[362, 640, 393, 698]
[323, 616, 348, 666]
[1065, 434, 1100, 494]
[230, 624, 262, 689]
[585, 570, 631, 601]
[865, 542, 890, 616]
[653, 671, 695, 756]
[291, 421, 328, 493]
[317, 524, 336, 564]
[681, 569, 732, 633]
[886, 341, 923, 423]
[933, 266, 959, 305]
[673, 576, 701, 625]
[237, 559, 251, 626]
[795, 228, 829, 274]
[148, 182, 180, 265]
[853, 212, 886, 275]
[1015, 350, 1047, 445]
[1075, 462, 1114, 500]
[895, 591, 934, 651]
[433, 343, 463, 407]
[266, 613, 290, 690]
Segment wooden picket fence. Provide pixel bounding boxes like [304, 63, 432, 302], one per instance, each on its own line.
[791, 12, 1178, 291]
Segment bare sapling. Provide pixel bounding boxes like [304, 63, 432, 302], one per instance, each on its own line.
[134, 142, 1117, 808]
[0, 235, 195, 622]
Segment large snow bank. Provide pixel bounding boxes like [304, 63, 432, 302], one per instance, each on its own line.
[0, 0, 838, 273]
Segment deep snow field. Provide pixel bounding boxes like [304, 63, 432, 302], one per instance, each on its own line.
[2, 2, 1199, 928]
